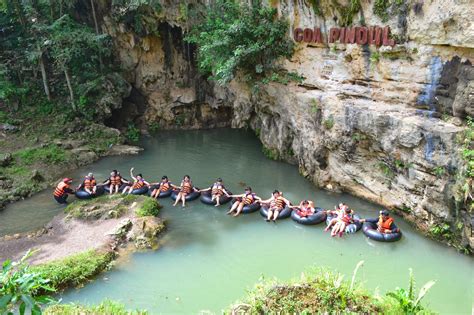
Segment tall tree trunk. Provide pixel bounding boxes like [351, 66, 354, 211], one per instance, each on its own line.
[64, 68, 76, 111]
[49, 0, 55, 20]
[12, 0, 27, 26]
[90, 0, 103, 71]
[90, 0, 99, 34]
[59, 1, 63, 17]
[38, 48, 51, 101]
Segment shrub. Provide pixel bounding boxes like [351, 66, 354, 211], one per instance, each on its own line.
[323, 117, 334, 130]
[229, 266, 382, 314]
[185, 0, 294, 85]
[126, 123, 140, 143]
[32, 250, 115, 291]
[386, 268, 435, 314]
[0, 251, 56, 314]
[44, 299, 148, 315]
[135, 198, 161, 217]
[262, 146, 280, 160]
[433, 166, 446, 178]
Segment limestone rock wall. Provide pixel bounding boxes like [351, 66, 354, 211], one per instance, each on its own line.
[98, 0, 473, 250]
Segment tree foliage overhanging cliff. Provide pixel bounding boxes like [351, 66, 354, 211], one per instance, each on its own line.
[185, 0, 294, 85]
[0, 0, 119, 121]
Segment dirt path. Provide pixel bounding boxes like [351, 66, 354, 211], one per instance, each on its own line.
[0, 213, 122, 264]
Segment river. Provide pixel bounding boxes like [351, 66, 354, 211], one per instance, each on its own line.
[1, 129, 472, 314]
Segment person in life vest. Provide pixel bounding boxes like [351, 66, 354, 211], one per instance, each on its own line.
[330, 206, 357, 237]
[173, 175, 199, 207]
[149, 176, 177, 199]
[260, 190, 292, 222]
[227, 186, 261, 216]
[122, 167, 150, 195]
[290, 200, 315, 217]
[200, 178, 230, 207]
[102, 170, 130, 194]
[53, 178, 74, 204]
[79, 172, 97, 195]
[364, 210, 400, 234]
[324, 203, 347, 232]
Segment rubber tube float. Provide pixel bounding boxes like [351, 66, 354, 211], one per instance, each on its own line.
[291, 207, 327, 225]
[200, 190, 233, 205]
[326, 214, 363, 233]
[130, 185, 149, 195]
[75, 186, 104, 199]
[362, 221, 402, 242]
[171, 188, 201, 202]
[259, 204, 292, 220]
[148, 185, 172, 198]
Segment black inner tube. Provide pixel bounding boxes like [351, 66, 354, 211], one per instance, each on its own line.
[171, 188, 201, 201]
[291, 207, 326, 225]
[362, 221, 402, 242]
[200, 190, 232, 205]
[259, 204, 292, 220]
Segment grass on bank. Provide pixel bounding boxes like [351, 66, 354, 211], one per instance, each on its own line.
[31, 249, 115, 291]
[228, 265, 434, 314]
[135, 197, 161, 217]
[44, 299, 148, 315]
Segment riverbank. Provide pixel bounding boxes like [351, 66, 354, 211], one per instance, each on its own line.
[228, 266, 434, 314]
[0, 195, 165, 290]
[0, 112, 142, 211]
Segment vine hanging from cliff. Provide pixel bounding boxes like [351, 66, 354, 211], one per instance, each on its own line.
[185, 0, 294, 85]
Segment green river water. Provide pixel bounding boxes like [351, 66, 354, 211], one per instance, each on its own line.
[0, 129, 472, 314]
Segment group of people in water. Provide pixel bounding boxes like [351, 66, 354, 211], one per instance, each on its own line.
[53, 168, 400, 240]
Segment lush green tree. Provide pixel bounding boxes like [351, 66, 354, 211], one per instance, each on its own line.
[186, 0, 294, 85]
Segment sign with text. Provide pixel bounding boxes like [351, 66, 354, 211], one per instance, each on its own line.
[293, 26, 396, 47]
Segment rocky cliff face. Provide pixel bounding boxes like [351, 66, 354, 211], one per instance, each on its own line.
[95, 0, 473, 251]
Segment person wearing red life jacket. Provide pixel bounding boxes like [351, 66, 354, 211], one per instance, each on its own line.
[260, 190, 292, 222]
[53, 178, 74, 204]
[122, 167, 150, 195]
[290, 200, 315, 217]
[227, 186, 261, 216]
[79, 172, 97, 195]
[102, 170, 130, 194]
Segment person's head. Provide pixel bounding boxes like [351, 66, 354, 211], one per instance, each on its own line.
[63, 178, 72, 184]
[380, 210, 389, 218]
[184, 175, 190, 180]
[111, 170, 117, 176]
[272, 190, 280, 197]
[162, 176, 168, 182]
[302, 200, 309, 206]
[137, 173, 143, 180]
[345, 207, 352, 214]
[245, 186, 252, 193]
[216, 178, 222, 183]
[87, 172, 94, 178]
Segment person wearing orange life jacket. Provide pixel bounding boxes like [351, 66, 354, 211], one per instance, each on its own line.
[53, 178, 74, 204]
[200, 178, 230, 207]
[260, 190, 292, 222]
[150, 176, 177, 199]
[102, 170, 130, 194]
[227, 186, 261, 216]
[78, 172, 97, 195]
[173, 175, 199, 207]
[290, 200, 315, 217]
[363, 210, 400, 234]
[122, 167, 150, 195]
